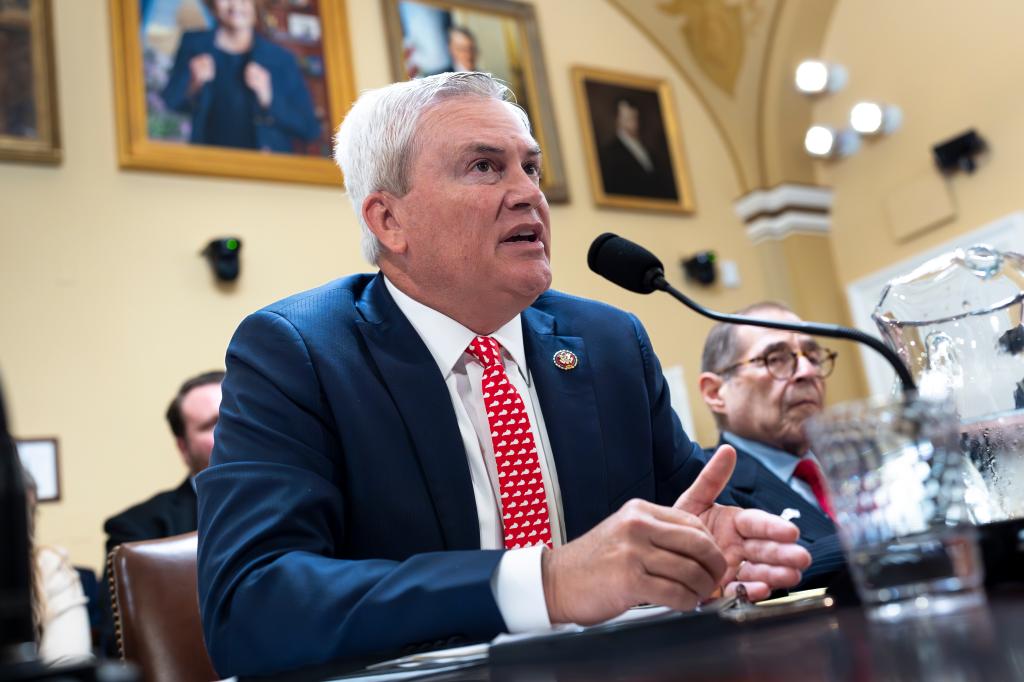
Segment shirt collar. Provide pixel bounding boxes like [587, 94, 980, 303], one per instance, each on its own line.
[722, 431, 820, 483]
[384, 276, 526, 378]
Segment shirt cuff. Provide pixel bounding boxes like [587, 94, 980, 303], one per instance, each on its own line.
[491, 544, 552, 633]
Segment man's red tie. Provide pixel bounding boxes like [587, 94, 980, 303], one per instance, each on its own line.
[466, 336, 553, 549]
[793, 458, 836, 521]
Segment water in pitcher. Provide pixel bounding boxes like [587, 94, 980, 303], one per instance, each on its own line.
[961, 410, 1024, 520]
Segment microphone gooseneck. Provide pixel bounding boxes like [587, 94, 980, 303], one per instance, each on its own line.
[587, 233, 917, 393]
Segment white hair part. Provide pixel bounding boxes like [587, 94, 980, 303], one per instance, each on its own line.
[333, 72, 531, 264]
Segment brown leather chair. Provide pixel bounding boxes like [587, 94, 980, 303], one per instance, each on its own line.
[108, 532, 218, 682]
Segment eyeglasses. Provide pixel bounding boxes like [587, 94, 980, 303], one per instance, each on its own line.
[716, 347, 837, 380]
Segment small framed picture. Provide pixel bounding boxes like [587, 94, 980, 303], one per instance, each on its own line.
[0, 0, 61, 165]
[16, 437, 60, 503]
[572, 66, 695, 213]
[109, 0, 357, 186]
[382, 0, 568, 203]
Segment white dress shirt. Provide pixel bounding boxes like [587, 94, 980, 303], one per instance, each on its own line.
[617, 131, 655, 173]
[385, 278, 563, 632]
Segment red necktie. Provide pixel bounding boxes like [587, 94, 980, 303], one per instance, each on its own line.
[466, 336, 553, 550]
[793, 458, 835, 521]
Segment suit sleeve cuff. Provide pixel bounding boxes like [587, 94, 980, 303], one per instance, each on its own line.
[491, 545, 552, 633]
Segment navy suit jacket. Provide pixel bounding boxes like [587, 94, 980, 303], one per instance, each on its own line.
[709, 436, 846, 588]
[197, 274, 708, 676]
[162, 30, 320, 152]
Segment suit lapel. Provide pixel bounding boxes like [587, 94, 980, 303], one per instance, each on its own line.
[522, 306, 608, 541]
[354, 275, 479, 550]
[725, 439, 835, 539]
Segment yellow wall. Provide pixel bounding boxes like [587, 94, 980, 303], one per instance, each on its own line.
[814, 0, 1024, 285]
[2, 1, 773, 572]
[759, 0, 836, 187]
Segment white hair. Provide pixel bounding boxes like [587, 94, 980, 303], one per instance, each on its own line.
[333, 72, 530, 264]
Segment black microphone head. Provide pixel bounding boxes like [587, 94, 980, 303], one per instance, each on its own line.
[587, 232, 666, 294]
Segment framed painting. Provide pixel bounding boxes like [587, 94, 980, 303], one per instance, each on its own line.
[382, 0, 568, 202]
[0, 0, 61, 164]
[110, 0, 356, 186]
[572, 66, 694, 213]
[16, 437, 60, 503]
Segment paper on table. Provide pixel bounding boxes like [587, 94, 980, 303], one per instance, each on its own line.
[491, 603, 676, 647]
[332, 604, 679, 680]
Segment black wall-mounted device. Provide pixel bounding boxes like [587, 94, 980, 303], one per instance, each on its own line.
[202, 237, 242, 282]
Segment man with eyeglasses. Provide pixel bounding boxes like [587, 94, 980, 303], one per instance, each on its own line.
[698, 302, 845, 587]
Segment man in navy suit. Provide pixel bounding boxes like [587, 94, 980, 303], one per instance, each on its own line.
[196, 72, 811, 677]
[697, 302, 845, 586]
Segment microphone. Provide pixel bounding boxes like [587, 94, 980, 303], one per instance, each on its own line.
[587, 232, 917, 392]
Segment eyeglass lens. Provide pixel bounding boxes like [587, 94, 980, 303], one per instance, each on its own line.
[765, 349, 833, 378]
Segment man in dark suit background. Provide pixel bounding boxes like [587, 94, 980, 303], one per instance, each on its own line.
[99, 370, 223, 653]
[697, 302, 845, 586]
[197, 72, 811, 677]
[599, 97, 678, 200]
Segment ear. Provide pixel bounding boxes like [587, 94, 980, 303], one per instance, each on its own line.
[363, 191, 408, 256]
[698, 371, 728, 418]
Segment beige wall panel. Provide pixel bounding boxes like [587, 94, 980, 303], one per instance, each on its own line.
[778, 234, 866, 404]
[759, 0, 837, 187]
[814, 0, 1024, 285]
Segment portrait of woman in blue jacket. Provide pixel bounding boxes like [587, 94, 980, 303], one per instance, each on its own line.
[161, 0, 321, 153]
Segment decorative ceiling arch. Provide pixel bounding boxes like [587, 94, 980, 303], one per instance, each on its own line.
[607, 0, 838, 193]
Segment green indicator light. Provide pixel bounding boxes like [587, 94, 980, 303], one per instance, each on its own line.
[226, 239, 239, 251]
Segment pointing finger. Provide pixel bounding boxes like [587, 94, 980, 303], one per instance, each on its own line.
[674, 445, 736, 515]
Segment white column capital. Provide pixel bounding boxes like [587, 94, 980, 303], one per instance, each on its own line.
[733, 184, 833, 243]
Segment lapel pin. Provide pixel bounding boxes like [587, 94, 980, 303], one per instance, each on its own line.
[780, 508, 801, 521]
[553, 349, 578, 371]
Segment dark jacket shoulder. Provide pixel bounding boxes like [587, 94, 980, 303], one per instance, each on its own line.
[103, 477, 197, 553]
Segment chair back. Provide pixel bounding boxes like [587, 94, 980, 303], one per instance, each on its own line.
[108, 531, 217, 682]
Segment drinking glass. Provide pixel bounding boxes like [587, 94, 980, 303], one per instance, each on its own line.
[806, 395, 985, 621]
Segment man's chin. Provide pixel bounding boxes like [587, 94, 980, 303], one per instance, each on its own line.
[788, 401, 822, 417]
[508, 266, 552, 301]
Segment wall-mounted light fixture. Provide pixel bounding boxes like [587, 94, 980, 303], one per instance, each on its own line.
[849, 101, 902, 136]
[794, 60, 847, 95]
[804, 125, 860, 159]
[796, 60, 901, 160]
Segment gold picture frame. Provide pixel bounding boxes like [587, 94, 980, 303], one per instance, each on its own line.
[572, 66, 694, 213]
[382, 0, 568, 203]
[0, 0, 61, 165]
[109, 0, 356, 186]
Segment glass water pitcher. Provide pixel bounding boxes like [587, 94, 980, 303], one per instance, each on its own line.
[872, 244, 1024, 521]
